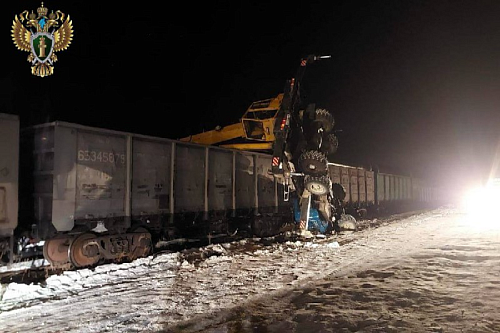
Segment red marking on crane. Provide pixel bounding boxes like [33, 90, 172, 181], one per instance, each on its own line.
[272, 157, 279, 166]
[299, 220, 307, 229]
[280, 117, 287, 130]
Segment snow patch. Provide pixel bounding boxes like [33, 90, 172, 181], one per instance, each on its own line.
[0, 252, 180, 311]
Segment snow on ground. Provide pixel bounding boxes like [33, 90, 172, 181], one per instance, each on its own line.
[0, 258, 49, 274]
[1, 207, 498, 332]
[181, 209, 500, 333]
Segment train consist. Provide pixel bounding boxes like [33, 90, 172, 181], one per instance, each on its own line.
[0, 113, 19, 264]
[0, 113, 440, 268]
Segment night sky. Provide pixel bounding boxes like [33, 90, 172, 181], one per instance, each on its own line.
[3, 1, 500, 195]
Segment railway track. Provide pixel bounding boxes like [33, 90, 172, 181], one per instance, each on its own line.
[0, 210, 429, 286]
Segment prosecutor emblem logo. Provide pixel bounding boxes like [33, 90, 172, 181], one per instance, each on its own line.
[12, 2, 73, 77]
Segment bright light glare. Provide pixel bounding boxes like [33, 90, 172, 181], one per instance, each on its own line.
[461, 182, 500, 228]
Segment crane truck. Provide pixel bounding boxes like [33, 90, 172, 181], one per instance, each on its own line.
[269, 54, 355, 235]
[183, 55, 355, 236]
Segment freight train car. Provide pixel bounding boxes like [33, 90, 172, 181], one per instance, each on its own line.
[328, 162, 376, 211]
[0, 113, 19, 264]
[328, 162, 439, 217]
[18, 121, 291, 268]
[0, 117, 443, 269]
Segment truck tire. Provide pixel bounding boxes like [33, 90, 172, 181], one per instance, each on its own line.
[321, 133, 339, 155]
[304, 174, 331, 195]
[338, 214, 357, 232]
[332, 182, 346, 201]
[306, 131, 322, 151]
[312, 109, 335, 133]
[299, 150, 328, 175]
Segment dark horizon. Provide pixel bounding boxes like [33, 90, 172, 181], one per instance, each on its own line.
[3, 1, 500, 193]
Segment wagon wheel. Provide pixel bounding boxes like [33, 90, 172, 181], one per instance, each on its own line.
[251, 216, 267, 237]
[69, 233, 100, 268]
[128, 227, 152, 261]
[304, 174, 331, 196]
[43, 235, 72, 267]
[299, 150, 328, 175]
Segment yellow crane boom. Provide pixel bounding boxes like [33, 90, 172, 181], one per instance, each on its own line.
[180, 94, 283, 152]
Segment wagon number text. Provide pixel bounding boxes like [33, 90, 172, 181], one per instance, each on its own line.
[78, 150, 125, 164]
